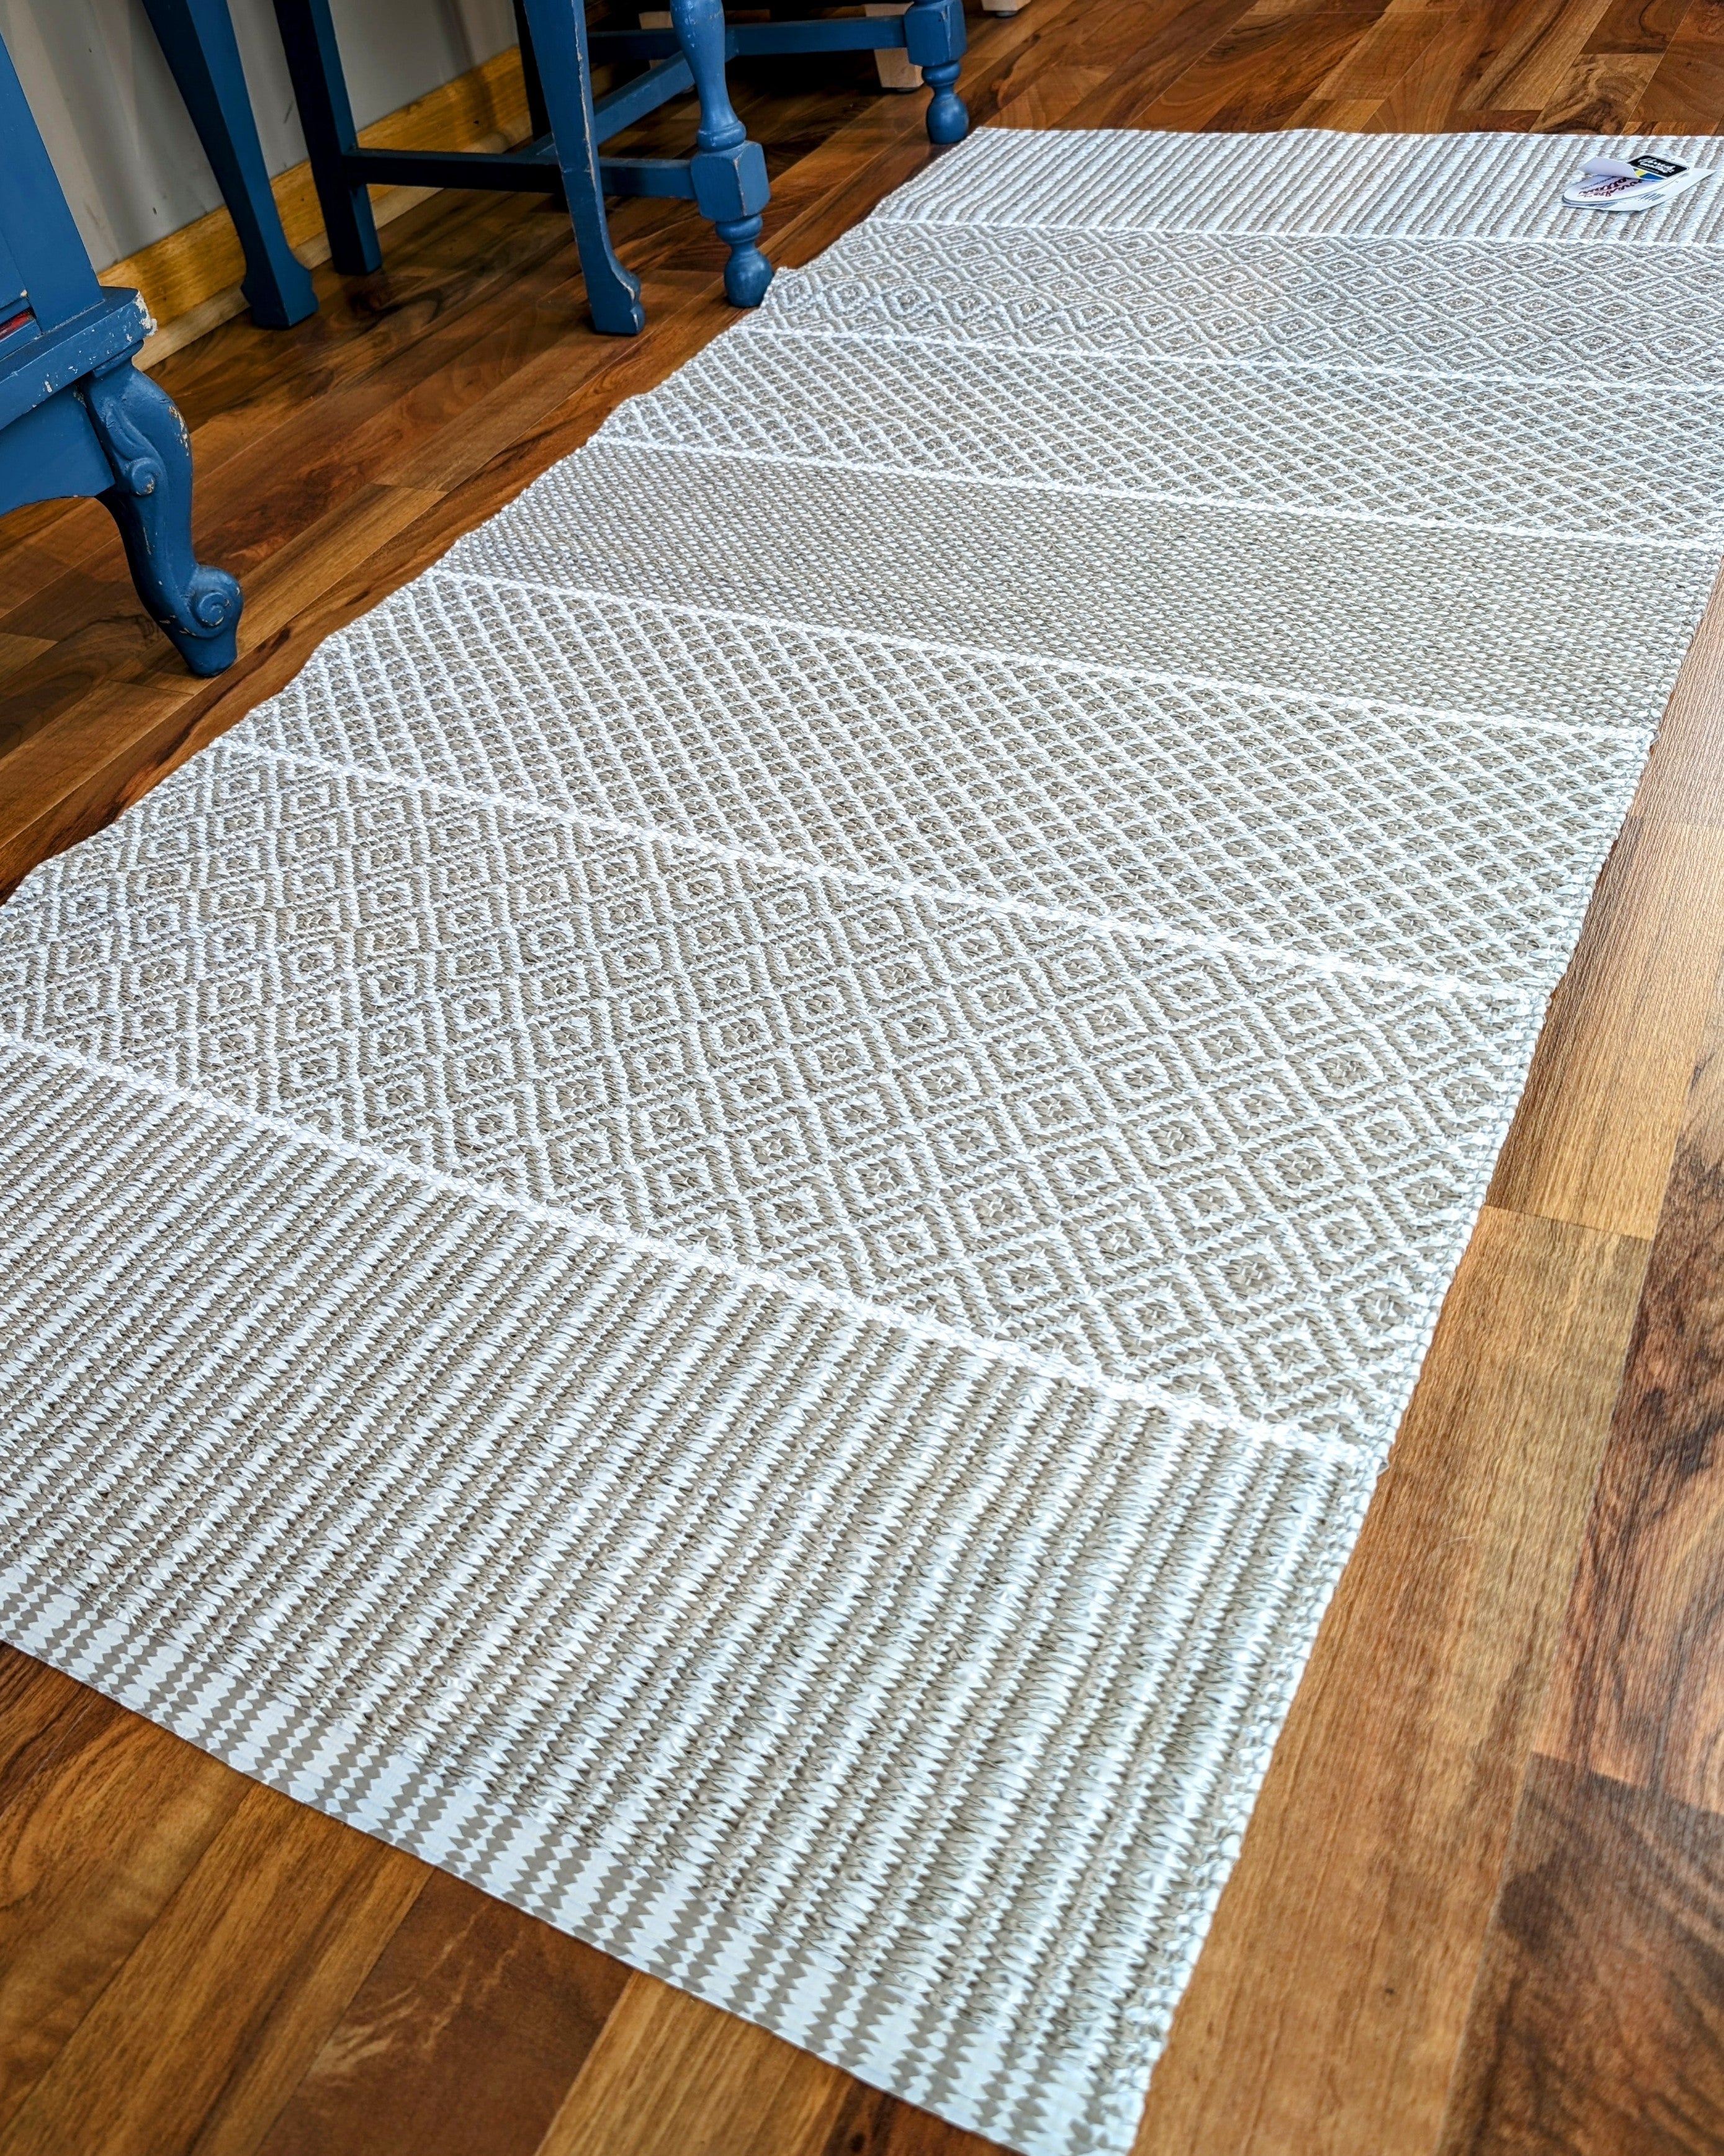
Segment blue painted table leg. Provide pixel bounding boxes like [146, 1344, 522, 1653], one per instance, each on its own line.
[521, 0, 645, 334]
[904, 0, 968, 143]
[271, 0, 382, 276]
[83, 360, 242, 676]
[139, 0, 317, 326]
[672, 0, 773, 306]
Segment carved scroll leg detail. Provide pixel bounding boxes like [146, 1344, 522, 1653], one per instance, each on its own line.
[671, 0, 774, 307]
[83, 360, 242, 678]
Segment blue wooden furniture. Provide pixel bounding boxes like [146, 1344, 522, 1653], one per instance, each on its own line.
[0, 30, 241, 676]
[142, 0, 966, 336]
[139, 0, 318, 328]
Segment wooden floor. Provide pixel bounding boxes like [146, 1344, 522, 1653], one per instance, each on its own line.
[4, 2, 1724, 2150]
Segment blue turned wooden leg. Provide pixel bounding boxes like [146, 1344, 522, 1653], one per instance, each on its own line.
[83, 360, 242, 676]
[521, 0, 645, 334]
[671, 0, 772, 307]
[271, 0, 382, 276]
[139, 0, 317, 326]
[904, 0, 968, 143]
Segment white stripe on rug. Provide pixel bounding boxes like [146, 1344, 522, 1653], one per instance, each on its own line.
[1, 127, 1717, 2156]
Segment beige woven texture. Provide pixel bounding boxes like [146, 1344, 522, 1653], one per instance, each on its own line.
[2, 127, 1718, 2155]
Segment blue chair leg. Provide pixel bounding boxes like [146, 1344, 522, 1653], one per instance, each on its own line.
[271, 0, 383, 277]
[673, 0, 773, 308]
[83, 360, 242, 677]
[904, 0, 968, 144]
[521, 0, 647, 335]
[511, 0, 553, 141]
[138, 0, 318, 326]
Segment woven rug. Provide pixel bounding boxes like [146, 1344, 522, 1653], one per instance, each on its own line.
[4, 125, 1723, 2155]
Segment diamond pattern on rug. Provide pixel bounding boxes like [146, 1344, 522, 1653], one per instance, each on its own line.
[599, 326, 1724, 537]
[0, 1045, 1369, 2156]
[249, 577, 1644, 991]
[0, 741, 1535, 1439]
[758, 225, 1724, 385]
[3, 123, 1720, 2156]
[452, 444, 1715, 728]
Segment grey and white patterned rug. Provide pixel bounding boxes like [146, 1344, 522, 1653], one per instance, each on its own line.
[3, 126, 1722, 2155]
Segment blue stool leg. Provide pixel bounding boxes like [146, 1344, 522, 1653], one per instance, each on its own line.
[83, 360, 242, 677]
[138, 0, 318, 326]
[904, 0, 968, 144]
[271, 0, 382, 276]
[671, 0, 772, 308]
[521, 0, 646, 335]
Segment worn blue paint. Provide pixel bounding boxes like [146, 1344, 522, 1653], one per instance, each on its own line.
[675, 0, 772, 308]
[138, 0, 318, 326]
[266, 0, 770, 328]
[905, 0, 969, 146]
[592, 4, 969, 144]
[149, 1, 968, 336]
[0, 29, 241, 674]
[271, 0, 384, 275]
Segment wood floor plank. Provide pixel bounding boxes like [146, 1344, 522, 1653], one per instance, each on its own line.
[534, 1971, 1010, 2156]
[1435, 915, 1724, 2156]
[1080, 0, 1271, 123]
[232, 482, 446, 656]
[1129, 0, 1391, 133]
[809, 2083, 1013, 2156]
[534, 1974, 856, 2156]
[375, 273, 715, 496]
[1363, 0, 1534, 127]
[1133, 1204, 1649, 2156]
[0, 582, 173, 758]
[1584, 0, 1690, 51]
[0, 1657, 245, 2139]
[1486, 820, 1724, 1240]
[1434, 1754, 1724, 2155]
[1636, 0, 1724, 128]
[0, 1781, 424, 2156]
[0, 634, 52, 683]
[1460, 0, 1617, 105]
[1308, 0, 1469, 107]
[256, 1869, 629, 2156]
[1535, 955, 1724, 1813]
[1533, 43, 1662, 120]
[1627, 568, 1724, 833]
[0, 668, 209, 888]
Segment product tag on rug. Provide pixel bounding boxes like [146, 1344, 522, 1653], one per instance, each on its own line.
[1563, 152, 1715, 213]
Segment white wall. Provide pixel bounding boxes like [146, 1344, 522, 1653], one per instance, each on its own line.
[1, 0, 516, 271]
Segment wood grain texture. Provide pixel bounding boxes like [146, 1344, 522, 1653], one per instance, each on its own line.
[1486, 818, 1724, 1240]
[536, 1975, 856, 2156]
[4, 1, 1724, 2149]
[0, 1781, 424, 2156]
[0, 1655, 244, 2137]
[97, 45, 535, 349]
[1435, 640, 1724, 2154]
[1533, 44, 1661, 121]
[1584, 0, 1690, 51]
[1536, 955, 1724, 1812]
[1638, 0, 1724, 127]
[1436, 1756, 1724, 2155]
[1134, 1205, 1649, 2156]
[1460, 0, 1617, 105]
[256, 1870, 629, 2156]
